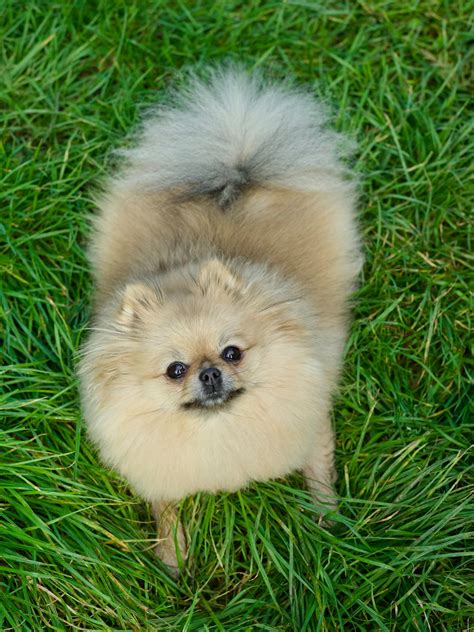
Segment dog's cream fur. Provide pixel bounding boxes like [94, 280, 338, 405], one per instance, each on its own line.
[79, 69, 361, 574]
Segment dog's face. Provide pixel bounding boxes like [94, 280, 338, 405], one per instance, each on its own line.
[124, 285, 256, 413]
[95, 259, 315, 417]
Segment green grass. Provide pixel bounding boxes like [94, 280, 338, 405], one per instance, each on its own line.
[1, 1, 472, 629]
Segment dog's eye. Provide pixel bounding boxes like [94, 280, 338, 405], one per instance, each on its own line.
[221, 346, 242, 363]
[166, 362, 188, 379]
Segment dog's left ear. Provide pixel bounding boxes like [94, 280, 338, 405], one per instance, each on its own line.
[116, 282, 162, 328]
[197, 259, 243, 295]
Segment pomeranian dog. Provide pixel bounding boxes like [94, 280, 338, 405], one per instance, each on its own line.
[79, 68, 361, 576]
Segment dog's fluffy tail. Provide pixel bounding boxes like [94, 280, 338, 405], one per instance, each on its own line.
[118, 68, 355, 208]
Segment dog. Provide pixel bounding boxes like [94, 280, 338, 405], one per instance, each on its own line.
[79, 68, 361, 576]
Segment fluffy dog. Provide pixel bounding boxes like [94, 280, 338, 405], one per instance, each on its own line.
[79, 69, 361, 575]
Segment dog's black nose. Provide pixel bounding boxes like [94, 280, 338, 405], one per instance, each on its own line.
[199, 367, 222, 389]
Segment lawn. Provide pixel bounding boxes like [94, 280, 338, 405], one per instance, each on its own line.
[1, 1, 472, 629]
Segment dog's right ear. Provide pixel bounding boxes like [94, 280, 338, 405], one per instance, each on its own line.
[116, 282, 162, 328]
[197, 258, 244, 296]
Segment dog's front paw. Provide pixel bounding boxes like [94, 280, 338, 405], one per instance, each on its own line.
[154, 520, 187, 578]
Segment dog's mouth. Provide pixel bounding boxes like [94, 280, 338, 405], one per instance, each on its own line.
[182, 388, 245, 411]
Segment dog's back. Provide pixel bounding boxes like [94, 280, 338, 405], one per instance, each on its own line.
[91, 69, 361, 327]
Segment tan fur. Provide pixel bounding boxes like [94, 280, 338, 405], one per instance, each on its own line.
[79, 73, 361, 575]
